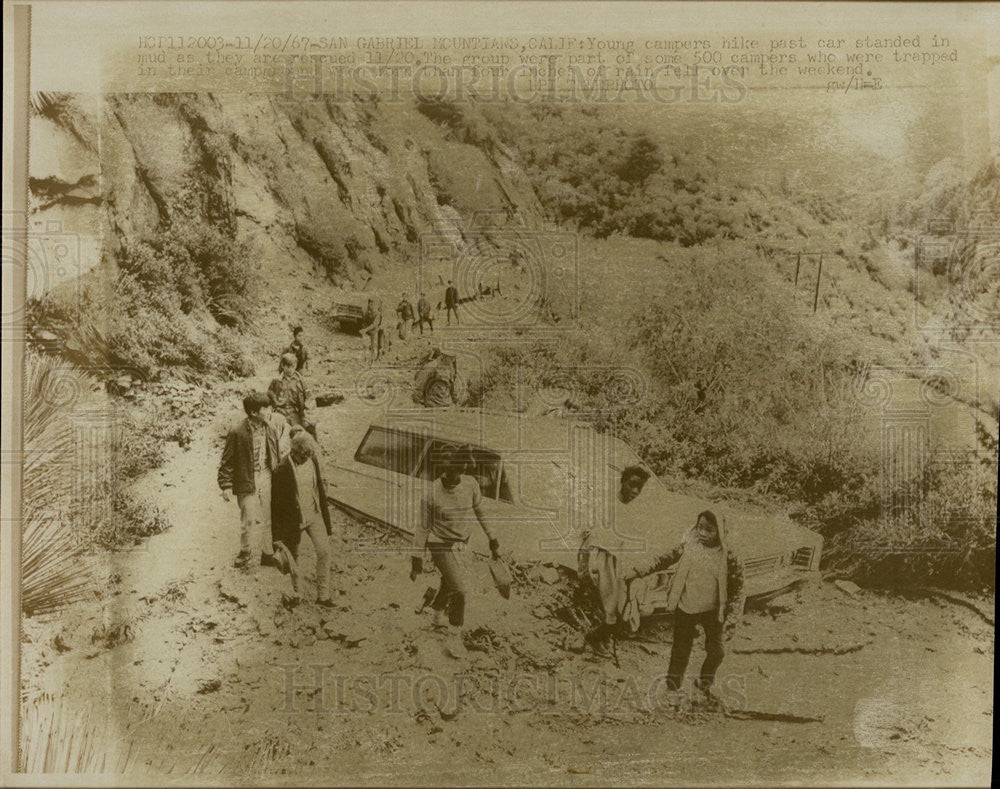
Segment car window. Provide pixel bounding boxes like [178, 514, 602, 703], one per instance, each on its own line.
[515, 461, 569, 510]
[354, 427, 427, 476]
[467, 448, 512, 503]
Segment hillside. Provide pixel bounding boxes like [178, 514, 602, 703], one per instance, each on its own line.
[18, 90, 997, 783]
[26, 92, 998, 588]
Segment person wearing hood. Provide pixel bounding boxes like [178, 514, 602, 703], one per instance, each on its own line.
[632, 510, 744, 699]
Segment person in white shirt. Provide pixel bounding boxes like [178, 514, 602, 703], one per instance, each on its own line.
[410, 450, 501, 657]
[632, 510, 744, 699]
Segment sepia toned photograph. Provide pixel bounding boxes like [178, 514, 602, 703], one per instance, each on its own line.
[2, 2, 997, 785]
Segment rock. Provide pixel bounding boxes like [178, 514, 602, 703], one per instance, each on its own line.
[539, 567, 560, 585]
[343, 632, 367, 648]
[835, 580, 862, 597]
[218, 581, 245, 607]
[766, 593, 797, 612]
[531, 606, 550, 619]
[197, 679, 222, 694]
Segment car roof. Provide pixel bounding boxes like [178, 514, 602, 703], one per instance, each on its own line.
[367, 408, 644, 467]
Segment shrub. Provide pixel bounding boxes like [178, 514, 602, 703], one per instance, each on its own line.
[825, 458, 997, 590]
[88, 488, 171, 551]
[22, 353, 92, 616]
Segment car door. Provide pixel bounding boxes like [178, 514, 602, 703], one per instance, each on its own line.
[339, 426, 428, 532]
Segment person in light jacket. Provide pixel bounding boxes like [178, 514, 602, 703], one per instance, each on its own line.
[271, 431, 334, 607]
[632, 510, 744, 699]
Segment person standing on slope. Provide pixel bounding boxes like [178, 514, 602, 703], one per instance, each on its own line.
[631, 510, 744, 703]
[271, 431, 334, 607]
[444, 281, 460, 326]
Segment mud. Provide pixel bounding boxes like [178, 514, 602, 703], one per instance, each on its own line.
[20, 263, 993, 785]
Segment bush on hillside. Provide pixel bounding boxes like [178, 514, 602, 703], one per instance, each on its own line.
[29, 222, 258, 381]
[472, 102, 749, 245]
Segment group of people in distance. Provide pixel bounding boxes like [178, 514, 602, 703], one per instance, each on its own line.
[359, 282, 462, 362]
[216, 326, 744, 697]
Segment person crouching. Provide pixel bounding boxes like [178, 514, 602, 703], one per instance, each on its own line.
[271, 432, 334, 607]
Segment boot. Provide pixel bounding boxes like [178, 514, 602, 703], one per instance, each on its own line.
[445, 625, 466, 658]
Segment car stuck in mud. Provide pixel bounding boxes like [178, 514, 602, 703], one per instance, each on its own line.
[322, 409, 823, 619]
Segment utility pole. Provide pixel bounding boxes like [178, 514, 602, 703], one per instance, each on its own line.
[813, 253, 823, 313]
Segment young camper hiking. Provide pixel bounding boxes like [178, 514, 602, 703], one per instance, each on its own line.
[410, 449, 501, 658]
[633, 510, 744, 701]
[218, 392, 281, 569]
[271, 431, 334, 607]
[579, 465, 651, 654]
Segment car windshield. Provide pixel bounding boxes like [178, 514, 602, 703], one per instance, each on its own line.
[354, 427, 427, 476]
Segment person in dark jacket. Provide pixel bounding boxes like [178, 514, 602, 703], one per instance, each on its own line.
[444, 281, 460, 326]
[218, 392, 281, 568]
[631, 510, 745, 700]
[283, 326, 308, 372]
[416, 292, 433, 335]
[271, 432, 334, 606]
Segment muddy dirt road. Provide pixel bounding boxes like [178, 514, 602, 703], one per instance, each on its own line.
[21, 388, 993, 784]
[20, 265, 994, 785]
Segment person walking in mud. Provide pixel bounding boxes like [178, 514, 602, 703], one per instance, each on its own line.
[578, 465, 651, 655]
[410, 448, 501, 658]
[360, 298, 384, 363]
[218, 392, 281, 569]
[284, 325, 309, 372]
[271, 431, 334, 607]
[396, 292, 415, 341]
[269, 353, 317, 441]
[444, 280, 460, 326]
[416, 292, 433, 335]
[631, 510, 744, 704]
